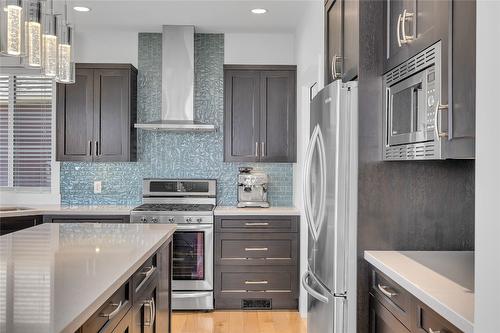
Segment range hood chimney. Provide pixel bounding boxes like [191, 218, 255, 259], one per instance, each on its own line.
[135, 25, 216, 131]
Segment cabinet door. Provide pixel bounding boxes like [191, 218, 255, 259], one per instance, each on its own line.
[370, 295, 411, 333]
[259, 71, 296, 162]
[343, 0, 359, 81]
[224, 70, 261, 162]
[132, 281, 158, 333]
[93, 69, 130, 162]
[111, 310, 132, 333]
[56, 68, 94, 161]
[325, 0, 343, 83]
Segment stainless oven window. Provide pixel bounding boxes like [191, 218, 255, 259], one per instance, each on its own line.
[172, 231, 205, 280]
[391, 88, 414, 136]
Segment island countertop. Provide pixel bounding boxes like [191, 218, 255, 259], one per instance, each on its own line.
[364, 250, 474, 333]
[0, 223, 176, 333]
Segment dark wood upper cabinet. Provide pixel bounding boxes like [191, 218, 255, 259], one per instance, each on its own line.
[57, 63, 137, 162]
[325, 0, 359, 84]
[383, 0, 450, 71]
[224, 65, 296, 163]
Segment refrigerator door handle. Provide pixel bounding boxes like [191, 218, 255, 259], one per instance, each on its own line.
[303, 127, 318, 240]
[301, 271, 329, 304]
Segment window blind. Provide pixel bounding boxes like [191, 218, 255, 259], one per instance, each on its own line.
[0, 75, 53, 189]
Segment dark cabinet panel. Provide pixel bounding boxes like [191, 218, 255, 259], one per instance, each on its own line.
[0, 215, 41, 235]
[57, 63, 137, 162]
[260, 71, 296, 162]
[224, 65, 297, 163]
[57, 68, 94, 161]
[369, 295, 410, 333]
[42, 214, 130, 224]
[343, 0, 359, 81]
[224, 70, 260, 162]
[325, 0, 343, 83]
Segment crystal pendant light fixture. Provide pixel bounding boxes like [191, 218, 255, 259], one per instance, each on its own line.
[56, 0, 74, 83]
[41, 0, 57, 77]
[24, 0, 42, 67]
[0, 0, 25, 56]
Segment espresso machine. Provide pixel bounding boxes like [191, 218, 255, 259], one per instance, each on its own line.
[237, 167, 269, 208]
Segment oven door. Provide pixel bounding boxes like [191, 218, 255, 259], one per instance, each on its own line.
[387, 69, 431, 146]
[172, 224, 213, 291]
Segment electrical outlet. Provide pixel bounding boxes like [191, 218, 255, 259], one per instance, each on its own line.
[94, 181, 102, 194]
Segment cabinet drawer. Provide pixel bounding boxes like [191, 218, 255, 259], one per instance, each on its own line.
[217, 232, 298, 265]
[370, 294, 410, 333]
[216, 216, 298, 233]
[81, 281, 131, 333]
[132, 253, 158, 300]
[371, 269, 412, 329]
[415, 300, 463, 333]
[221, 271, 293, 292]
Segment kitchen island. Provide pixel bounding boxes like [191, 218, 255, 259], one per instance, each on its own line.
[0, 223, 176, 333]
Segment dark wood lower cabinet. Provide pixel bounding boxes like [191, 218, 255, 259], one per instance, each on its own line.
[0, 215, 41, 235]
[78, 239, 171, 333]
[43, 214, 130, 224]
[369, 267, 464, 333]
[214, 215, 300, 310]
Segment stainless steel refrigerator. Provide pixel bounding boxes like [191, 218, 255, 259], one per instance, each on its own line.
[301, 80, 358, 333]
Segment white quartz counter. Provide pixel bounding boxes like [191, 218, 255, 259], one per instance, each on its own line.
[214, 206, 300, 216]
[0, 204, 133, 218]
[0, 223, 176, 333]
[364, 251, 474, 333]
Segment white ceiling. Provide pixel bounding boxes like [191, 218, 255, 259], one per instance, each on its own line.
[66, 0, 319, 33]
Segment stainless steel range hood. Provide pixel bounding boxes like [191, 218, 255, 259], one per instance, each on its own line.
[135, 26, 216, 131]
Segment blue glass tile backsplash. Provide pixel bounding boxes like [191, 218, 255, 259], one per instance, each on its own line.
[60, 33, 294, 206]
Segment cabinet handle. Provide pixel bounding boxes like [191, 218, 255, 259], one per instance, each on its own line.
[88, 141, 92, 156]
[401, 10, 415, 44]
[331, 55, 342, 80]
[261, 142, 265, 157]
[377, 284, 398, 298]
[428, 329, 441, 333]
[244, 222, 269, 226]
[245, 280, 268, 285]
[397, 13, 403, 47]
[255, 142, 259, 157]
[99, 300, 123, 320]
[95, 141, 99, 156]
[245, 247, 268, 251]
[143, 297, 155, 327]
[434, 103, 449, 140]
[141, 266, 156, 279]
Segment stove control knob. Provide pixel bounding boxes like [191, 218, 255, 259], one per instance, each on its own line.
[168, 217, 175, 223]
[196, 218, 203, 223]
[151, 217, 159, 224]
[140, 217, 147, 223]
[186, 217, 193, 223]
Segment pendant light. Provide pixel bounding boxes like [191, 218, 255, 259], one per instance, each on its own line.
[41, 0, 57, 77]
[56, 0, 74, 83]
[0, 0, 25, 56]
[24, 0, 42, 67]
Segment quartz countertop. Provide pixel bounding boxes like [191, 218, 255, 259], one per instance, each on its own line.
[214, 206, 300, 216]
[0, 223, 176, 333]
[364, 251, 474, 333]
[0, 204, 134, 218]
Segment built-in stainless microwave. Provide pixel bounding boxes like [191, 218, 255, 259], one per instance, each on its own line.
[383, 41, 474, 160]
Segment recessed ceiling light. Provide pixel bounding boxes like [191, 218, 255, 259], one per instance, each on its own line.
[73, 6, 91, 12]
[251, 8, 267, 14]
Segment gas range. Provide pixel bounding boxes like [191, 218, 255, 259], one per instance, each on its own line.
[130, 179, 216, 310]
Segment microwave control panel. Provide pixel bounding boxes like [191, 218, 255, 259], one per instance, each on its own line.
[426, 65, 437, 131]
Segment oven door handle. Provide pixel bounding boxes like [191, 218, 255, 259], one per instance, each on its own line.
[172, 291, 213, 299]
[175, 224, 213, 231]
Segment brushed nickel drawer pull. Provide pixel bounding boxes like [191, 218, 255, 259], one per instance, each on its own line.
[100, 301, 123, 319]
[142, 266, 155, 278]
[245, 280, 268, 285]
[245, 247, 268, 251]
[377, 283, 398, 298]
[244, 222, 269, 226]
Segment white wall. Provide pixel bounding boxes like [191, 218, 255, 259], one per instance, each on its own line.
[474, 1, 500, 332]
[74, 29, 295, 67]
[75, 28, 140, 67]
[293, 1, 324, 318]
[224, 33, 295, 64]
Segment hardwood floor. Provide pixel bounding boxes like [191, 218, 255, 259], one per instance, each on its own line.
[172, 310, 307, 333]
